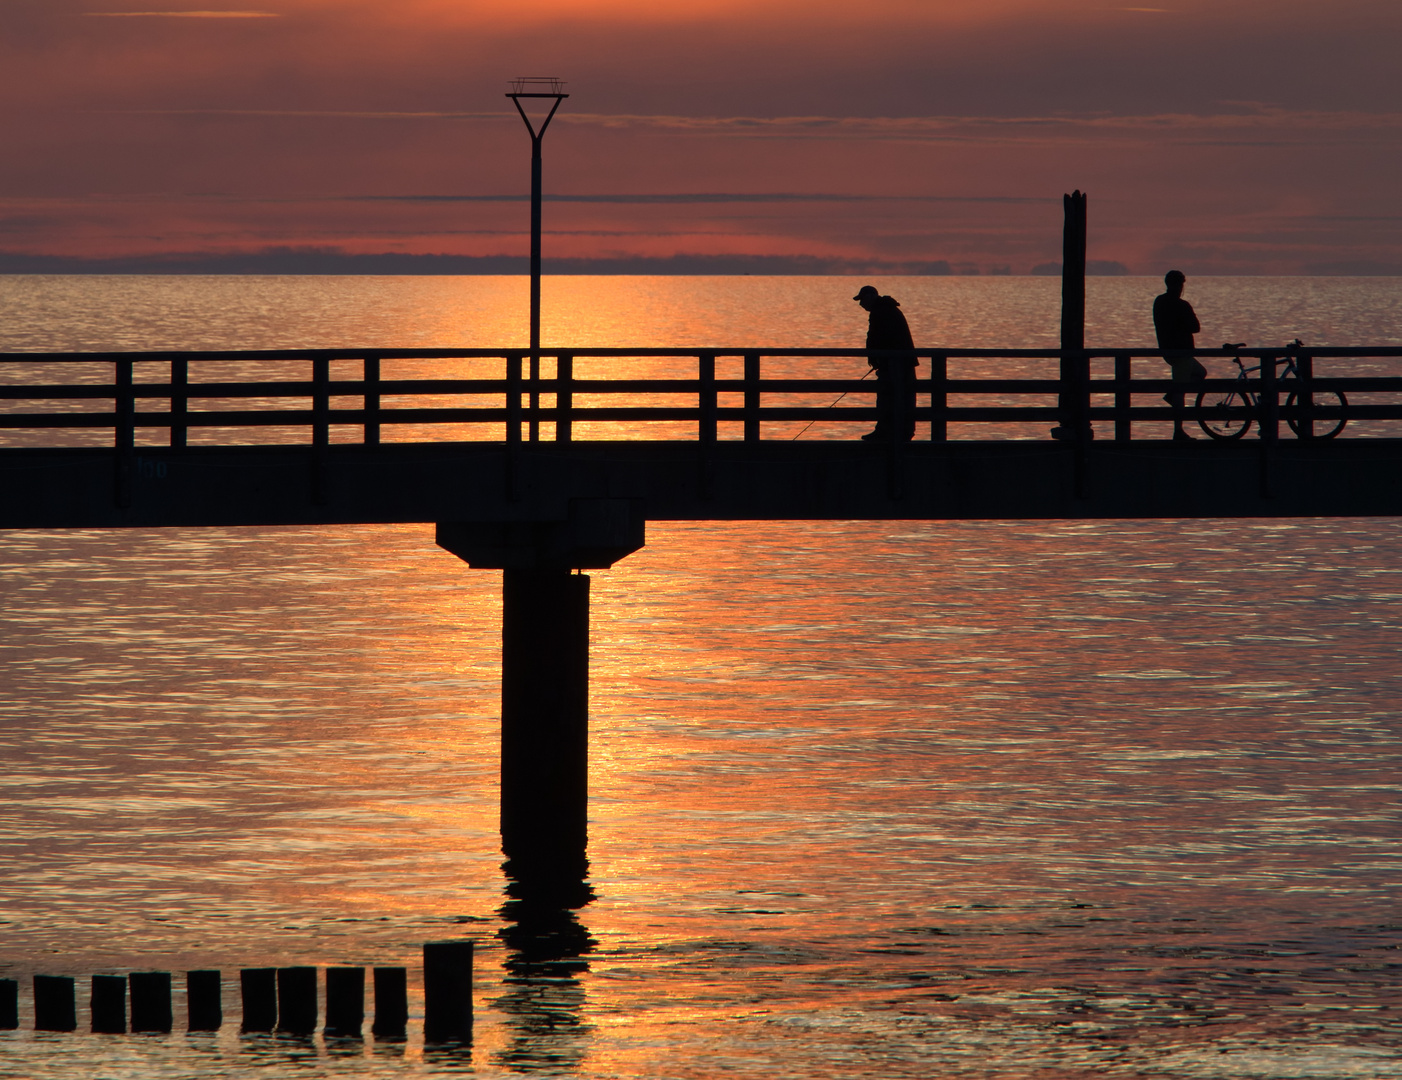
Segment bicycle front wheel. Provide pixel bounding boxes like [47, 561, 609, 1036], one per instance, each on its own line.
[1286, 390, 1348, 440]
[1196, 389, 1253, 440]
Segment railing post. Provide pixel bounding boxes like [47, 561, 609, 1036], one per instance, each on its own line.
[115, 359, 135, 453]
[312, 356, 330, 450]
[890, 353, 909, 446]
[928, 353, 947, 442]
[1259, 351, 1278, 442]
[506, 353, 523, 446]
[169, 358, 188, 449]
[529, 352, 540, 443]
[743, 352, 760, 443]
[506, 352, 522, 502]
[698, 352, 717, 499]
[1298, 349, 1314, 440]
[115, 358, 135, 508]
[1071, 350, 1091, 439]
[364, 354, 381, 446]
[311, 355, 329, 506]
[699, 352, 717, 444]
[556, 353, 572, 442]
[1114, 353, 1131, 441]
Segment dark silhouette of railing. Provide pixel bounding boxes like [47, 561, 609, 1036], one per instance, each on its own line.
[4, 346, 1402, 447]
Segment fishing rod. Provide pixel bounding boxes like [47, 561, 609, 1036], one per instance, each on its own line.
[791, 367, 873, 441]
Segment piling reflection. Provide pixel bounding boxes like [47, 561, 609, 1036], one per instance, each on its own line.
[323, 1034, 364, 1059]
[237, 1030, 319, 1069]
[492, 854, 596, 1073]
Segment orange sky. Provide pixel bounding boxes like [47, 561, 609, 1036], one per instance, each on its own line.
[0, 0, 1398, 273]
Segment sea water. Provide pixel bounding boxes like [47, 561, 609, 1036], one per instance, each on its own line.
[0, 275, 1400, 1078]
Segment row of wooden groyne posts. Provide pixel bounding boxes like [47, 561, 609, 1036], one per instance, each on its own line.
[0, 940, 473, 1041]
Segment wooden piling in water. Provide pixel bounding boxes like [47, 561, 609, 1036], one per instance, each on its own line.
[423, 941, 473, 1043]
[186, 970, 222, 1031]
[34, 975, 76, 1032]
[90, 975, 125, 1034]
[276, 967, 317, 1035]
[371, 967, 407, 1038]
[239, 968, 276, 1032]
[324, 967, 364, 1037]
[0, 978, 17, 1030]
[129, 971, 172, 1033]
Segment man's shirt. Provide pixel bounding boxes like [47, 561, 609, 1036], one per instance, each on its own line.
[1153, 293, 1200, 351]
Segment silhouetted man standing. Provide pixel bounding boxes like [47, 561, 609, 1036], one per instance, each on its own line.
[1153, 270, 1206, 441]
[854, 285, 918, 441]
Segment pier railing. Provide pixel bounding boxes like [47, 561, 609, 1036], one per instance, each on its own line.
[3, 346, 1402, 448]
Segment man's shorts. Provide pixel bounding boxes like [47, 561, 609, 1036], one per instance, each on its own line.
[1165, 351, 1207, 382]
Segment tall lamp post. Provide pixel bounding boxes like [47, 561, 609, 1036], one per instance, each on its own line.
[506, 76, 568, 354]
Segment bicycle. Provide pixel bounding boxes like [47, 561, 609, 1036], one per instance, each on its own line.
[1195, 340, 1349, 441]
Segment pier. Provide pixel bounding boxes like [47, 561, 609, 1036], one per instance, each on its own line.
[3, 343, 1402, 862]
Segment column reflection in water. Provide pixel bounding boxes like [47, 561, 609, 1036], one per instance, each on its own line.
[492, 853, 596, 1073]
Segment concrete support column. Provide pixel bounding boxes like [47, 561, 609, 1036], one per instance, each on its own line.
[436, 498, 644, 873]
[501, 568, 590, 869]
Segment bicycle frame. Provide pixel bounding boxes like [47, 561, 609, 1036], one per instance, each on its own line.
[1225, 352, 1302, 407]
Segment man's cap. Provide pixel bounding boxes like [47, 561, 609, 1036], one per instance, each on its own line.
[853, 285, 880, 301]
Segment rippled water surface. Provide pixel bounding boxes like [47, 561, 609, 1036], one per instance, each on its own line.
[1, 275, 1401, 1078]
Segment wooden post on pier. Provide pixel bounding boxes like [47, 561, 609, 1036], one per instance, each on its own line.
[1058, 191, 1090, 446]
[1062, 191, 1086, 353]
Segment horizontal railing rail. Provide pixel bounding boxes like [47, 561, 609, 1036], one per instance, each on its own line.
[2, 346, 1402, 447]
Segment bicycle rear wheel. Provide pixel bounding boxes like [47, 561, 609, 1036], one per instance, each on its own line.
[1196, 389, 1253, 440]
[1285, 390, 1347, 440]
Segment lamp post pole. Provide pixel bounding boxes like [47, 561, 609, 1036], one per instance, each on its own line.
[506, 78, 568, 353]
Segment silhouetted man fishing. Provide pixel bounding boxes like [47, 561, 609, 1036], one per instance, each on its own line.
[854, 285, 918, 441]
[1153, 270, 1206, 441]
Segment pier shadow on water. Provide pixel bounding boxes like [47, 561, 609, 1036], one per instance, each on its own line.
[491, 852, 596, 1073]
